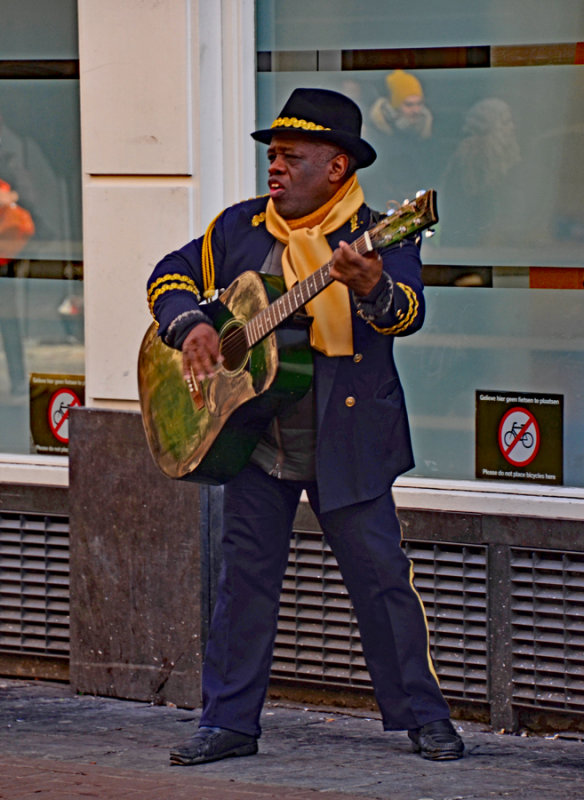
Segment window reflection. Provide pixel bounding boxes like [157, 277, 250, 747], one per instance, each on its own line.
[367, 70, 436, 210]
[256, 55, 584, 486]
[0, 80, 83, 454]
[256, 0, 584, 51]
[440, 98, 521, 248]
[396, 288, 584, 485]
[0, 81, 82, 261]
[333, 67, 584, 271]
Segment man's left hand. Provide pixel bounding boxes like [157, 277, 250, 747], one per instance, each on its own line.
[330, 240, 383, 297]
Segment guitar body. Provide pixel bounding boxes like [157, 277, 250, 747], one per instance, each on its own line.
[138, 271, 313, 484]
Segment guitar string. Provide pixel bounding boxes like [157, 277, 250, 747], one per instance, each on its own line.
[218, 259, 331, 360]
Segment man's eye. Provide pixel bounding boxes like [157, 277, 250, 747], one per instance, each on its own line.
[268, 152, 300, 163]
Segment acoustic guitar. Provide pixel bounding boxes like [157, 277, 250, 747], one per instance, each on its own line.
[138, 190, 438, 484]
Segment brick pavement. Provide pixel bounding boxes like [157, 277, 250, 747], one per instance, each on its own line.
[1, 679, 584, 800]
[1, 756, 374, 800]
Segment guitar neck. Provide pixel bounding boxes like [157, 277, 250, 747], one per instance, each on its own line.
[245, 231, 371, 347]
[243, 188, 437, 348]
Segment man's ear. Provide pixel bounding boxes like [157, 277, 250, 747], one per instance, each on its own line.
[329, 152, 350, 183]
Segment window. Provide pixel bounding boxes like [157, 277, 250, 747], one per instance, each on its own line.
[255, 0, 584, 487]
[0, 0, 82, 455]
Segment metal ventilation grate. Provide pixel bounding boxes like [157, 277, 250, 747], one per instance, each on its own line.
[274, 528, 370, 687]
[273, 528, 488, 703]
[511, 547, 584, 712]
[404, 541, 488, 702]
[0, 511, 70, 657]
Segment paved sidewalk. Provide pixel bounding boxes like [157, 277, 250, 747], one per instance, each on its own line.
[1, 678, 583, 799]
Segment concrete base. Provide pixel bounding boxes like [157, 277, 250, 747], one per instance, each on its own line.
[68, 407, 202, 708]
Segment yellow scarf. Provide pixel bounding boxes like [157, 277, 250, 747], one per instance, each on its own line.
[265, 175, 364, 356]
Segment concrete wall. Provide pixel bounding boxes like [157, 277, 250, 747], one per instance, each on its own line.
[77, 0, 256, 407]
[68, 407, 202, 707]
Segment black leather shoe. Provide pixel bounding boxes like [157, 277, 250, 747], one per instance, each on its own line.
[170, 725, 258, 766]
[408, 719, 464, 760]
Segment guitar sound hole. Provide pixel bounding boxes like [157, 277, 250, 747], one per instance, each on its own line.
[220, 325, 249, 373]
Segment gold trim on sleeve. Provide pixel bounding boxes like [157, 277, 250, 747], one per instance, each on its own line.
[148, 281, 201, 317]
[147, 273, 199, 302]
[360, 282, 419, 335]
[201, 211, 225, 298]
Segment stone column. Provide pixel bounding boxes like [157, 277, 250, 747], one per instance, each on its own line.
[68, 407, 202, 708]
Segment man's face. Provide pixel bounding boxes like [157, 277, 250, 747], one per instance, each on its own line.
[266, 134, 340, 219]
[398, 94, 424, 121]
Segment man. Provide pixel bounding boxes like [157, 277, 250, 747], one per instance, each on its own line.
[147, 88, 464, 765]
[370, 70, 432, 141]
[368, 71, 435, 209]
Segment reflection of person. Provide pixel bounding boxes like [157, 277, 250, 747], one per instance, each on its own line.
[369, 71, 434, 207]
[0, 186, 30, 396]
[147, 88, 464, 766]
[0, 112, 38, 221]
[0, 178, 35, 260]
[0, 113, 37, 396]
[371, 70, 432, 140]
[440, 98, 521, 246]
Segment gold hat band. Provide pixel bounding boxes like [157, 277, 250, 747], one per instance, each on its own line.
[270, 116, 331, 132]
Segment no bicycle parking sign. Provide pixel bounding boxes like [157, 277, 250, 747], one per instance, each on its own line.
[30, 373, 85, 455]
[476, 390, 563, 485]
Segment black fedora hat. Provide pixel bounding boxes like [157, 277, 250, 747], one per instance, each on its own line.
[251, 87, 377, 169]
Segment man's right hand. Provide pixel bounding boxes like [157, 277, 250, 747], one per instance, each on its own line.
[182, 323, 223, 381]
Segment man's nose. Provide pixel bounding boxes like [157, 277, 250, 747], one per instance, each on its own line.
[268, 155, 284, 173]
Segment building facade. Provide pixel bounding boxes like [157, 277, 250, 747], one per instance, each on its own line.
[1, 0, 583, 730]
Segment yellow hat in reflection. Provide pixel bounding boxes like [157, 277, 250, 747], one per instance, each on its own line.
[385, 70, 423, 108]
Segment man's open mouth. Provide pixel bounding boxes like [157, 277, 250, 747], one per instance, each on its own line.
[268, 180, 285, 197]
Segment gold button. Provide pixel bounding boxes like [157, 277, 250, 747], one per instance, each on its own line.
[345, 396, 356, 408]
[353, 353, 363, 363]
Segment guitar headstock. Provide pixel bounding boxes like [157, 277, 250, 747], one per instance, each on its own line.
[369, 189, 438, 250]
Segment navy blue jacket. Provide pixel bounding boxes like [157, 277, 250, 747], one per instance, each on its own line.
[147, 196, 425, 513]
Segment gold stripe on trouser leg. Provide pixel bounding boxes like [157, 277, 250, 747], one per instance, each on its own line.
[407, 560, 441, 686]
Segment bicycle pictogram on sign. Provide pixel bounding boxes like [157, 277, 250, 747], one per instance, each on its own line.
[48, 388, 82, 444]
[498, 406, 540, 467]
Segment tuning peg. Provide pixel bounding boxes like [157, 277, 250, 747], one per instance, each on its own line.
[425, 229, 436, 238]
[415, 189, 426, 198]
[402, 198, 410, 206]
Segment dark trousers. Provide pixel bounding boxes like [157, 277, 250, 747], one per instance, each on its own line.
[199, 462, 450, 737]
